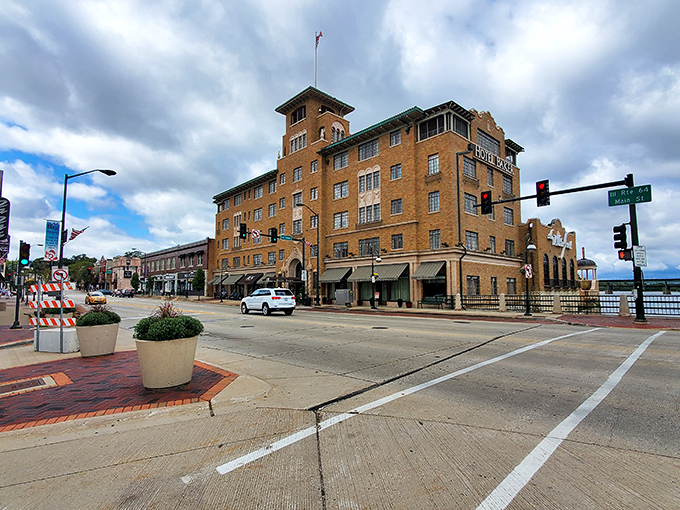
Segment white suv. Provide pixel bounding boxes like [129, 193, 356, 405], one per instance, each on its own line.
[241, 288, 296, 316]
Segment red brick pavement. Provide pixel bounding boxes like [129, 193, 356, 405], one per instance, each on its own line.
[0, 351, 237, 432]
[0, 325, 34, 347]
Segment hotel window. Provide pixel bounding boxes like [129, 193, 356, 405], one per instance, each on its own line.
[487, 168, 494, 187]
[310, 187, 318, 200]
[254, 208, 262, 222]
[221, 258, 229, 270]
[505, 240, 515, 257]
[463, 157, 476, 179]
[234, 194, 242, 206]
[453, 115, 469, 138]
[507, 278, 517, 295]
[293, 166, 302, 182]
[358, 204, 381, 224]
[478, 130, 500, 156]
[279, 197, 285, 209]
[254, 185, 263, 199]
[310, 215, 318, 229]
[390, 164, 402, 180]
[465, 231, 479, 251]
[253, 254, 262, 266]
[268, 203, 276, 217]
[292, 191, 303, 206]
[503, 207, 514, 225]
[291, 105, 306, 124]
[490, 277, 498, 295]
[428, 191, 440, 213]
[359, 238, 380, 256]
[391, 198, 402, 215]
[279, 249, 285, 260]
[222, 238, 229, 250]
[334, 151, 348, 170]
[390, 130, 401, 146]
[506, 148, 517, 165]
[279, 223, 285, 235]
[358, 139, 379, 161]
[334, 241, 349, 258]
[429, 229, 441, 250]
[310, 244, 318, 257]
[503, 174, 513, 195]
[253, 235, 261, 245]
[334, 181, 349, 199]
[268, 252, 276, 265]
[428, 154, 439, 175]
[464, 193, 478, 215]
[392, 234, 403, 250]
[289, 133, 307, 154]
[467, 276, 480, 295]
[310, 160, 318, 173]
[223, 198, 230, 210]
[280, 173, 286, 185]
[489, 236, 496, 254]
[334, 211, 349, 229]
[222, 219, 229, 230]
[292, 219, 302, 234]
[419, 114, 445, 140]
[233, 257, 240, 268]
[269, 180, 276, 193]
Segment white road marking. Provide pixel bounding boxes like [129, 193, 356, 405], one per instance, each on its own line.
[476, 330, 666, 510]
[212, 328, 599, 477]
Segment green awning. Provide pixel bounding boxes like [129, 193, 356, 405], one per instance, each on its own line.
[319, 267, 352, 283]
[208, 276, 222, 285]
[347, 263, 408, 283]
[412, 261, 446, 280]
[223, 273, 246, 285]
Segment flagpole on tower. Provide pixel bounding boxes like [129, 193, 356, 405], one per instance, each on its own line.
[315, 31, 323, 88]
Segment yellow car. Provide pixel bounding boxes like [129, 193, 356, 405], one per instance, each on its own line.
[85, 291, 107, 305]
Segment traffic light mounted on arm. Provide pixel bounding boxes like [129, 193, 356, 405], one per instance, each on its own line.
[19, 241, 30, 266]
[480, 191, 493, 215]
[613, 224, 628, 250]
[536, 180, 550, 207]
[269, 227, 278, 243]
[239, 223, 248, 239]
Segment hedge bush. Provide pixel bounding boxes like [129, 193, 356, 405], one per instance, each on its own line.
[76, 310, 121, 327]
[133, 315, 203, 341]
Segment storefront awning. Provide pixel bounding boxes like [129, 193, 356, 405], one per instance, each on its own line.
[240, 273, 263, 285]
[347, 263, 408, 283]
[208, 275, 222, 285]
[222, 273, 245, 285]
[412, 261, 446, 280]
[319, 267, 352, 283]
[261, 272, 276, 282]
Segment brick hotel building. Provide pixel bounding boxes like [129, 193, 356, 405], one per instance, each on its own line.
[211, 87, 580, 304]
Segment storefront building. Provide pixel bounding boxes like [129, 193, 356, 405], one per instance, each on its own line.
[142, 238, 214, 296]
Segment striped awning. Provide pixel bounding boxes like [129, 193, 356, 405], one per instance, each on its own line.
[319, 267, 352, 283]
[412, 261, 446, 280]
[347, 263, 408, 283]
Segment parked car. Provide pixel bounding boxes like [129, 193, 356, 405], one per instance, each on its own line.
[99, 289, 113, 296]
[85, 291, 107, 305]
[241, 288, 295, 316]
[122, 289, 135, 298]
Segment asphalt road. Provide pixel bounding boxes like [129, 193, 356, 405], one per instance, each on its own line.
[2, 294, 678, 509]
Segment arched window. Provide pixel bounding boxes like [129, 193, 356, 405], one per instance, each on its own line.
[543, 254, 550, 287]
[552, 256, 559, 288]
[561, 258, 567, 287]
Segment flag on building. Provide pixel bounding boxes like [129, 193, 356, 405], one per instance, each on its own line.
[67, 226, 89, 242]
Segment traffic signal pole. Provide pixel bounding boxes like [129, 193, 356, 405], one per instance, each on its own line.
[9, 262, 22, 329]
[627, 175, 646, 322]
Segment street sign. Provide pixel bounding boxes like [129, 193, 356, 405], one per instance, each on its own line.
[251, 229, 261, 239]
[52, 267, 69, 282]
[632, 246, 647, 267]
[608, 185, 652, 207]
[280, 234, 293, 241]
[0, 197, 9, 240]
[524, 264, 533, 278]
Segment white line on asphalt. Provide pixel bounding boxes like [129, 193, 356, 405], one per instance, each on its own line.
[212, 327, 599, 477]
[476, 330, 666, 510]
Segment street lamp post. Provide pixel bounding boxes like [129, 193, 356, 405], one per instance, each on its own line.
[295, 201, 320, 306]
[370, 250, 382, 310]
[59, 169, 116, 268]
[524, 232, 537, 316]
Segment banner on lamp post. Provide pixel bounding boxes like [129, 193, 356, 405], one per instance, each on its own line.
[44, 220, 60, 262]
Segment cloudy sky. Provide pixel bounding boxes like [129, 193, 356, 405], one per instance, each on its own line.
[1, 0, 678, 279]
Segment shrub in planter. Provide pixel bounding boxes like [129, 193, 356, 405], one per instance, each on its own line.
[75, 304, 121, 357]
[133, 302, 204, 389]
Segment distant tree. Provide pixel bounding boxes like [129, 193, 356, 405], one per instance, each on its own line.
[130, 272, 140, 292]
[192, 268, 205, 299]
[147, 275, 155, 295]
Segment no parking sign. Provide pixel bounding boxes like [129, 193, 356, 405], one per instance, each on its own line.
[52, 267, 69, 282]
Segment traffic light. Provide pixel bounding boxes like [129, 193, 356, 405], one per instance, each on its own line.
[618, 249, 633, 261]
[269, 227, 278, 243]
[536, 180, 550, 207]
[19, 241, 30, 266]
[239, 223, 248, 239]
[480, 191, 493, 215]
[613, 224, 627, 250]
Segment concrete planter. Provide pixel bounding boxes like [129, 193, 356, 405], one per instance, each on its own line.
[34, 328, 79, 353]
[76, 323, 119, 357]
[135, 335, 198, 390]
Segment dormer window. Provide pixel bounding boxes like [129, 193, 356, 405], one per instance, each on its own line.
[291, 105, 306, 125]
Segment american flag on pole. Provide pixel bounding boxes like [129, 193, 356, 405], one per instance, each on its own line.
[67, 226, 89, 242]
[316, 31, 323, 48]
